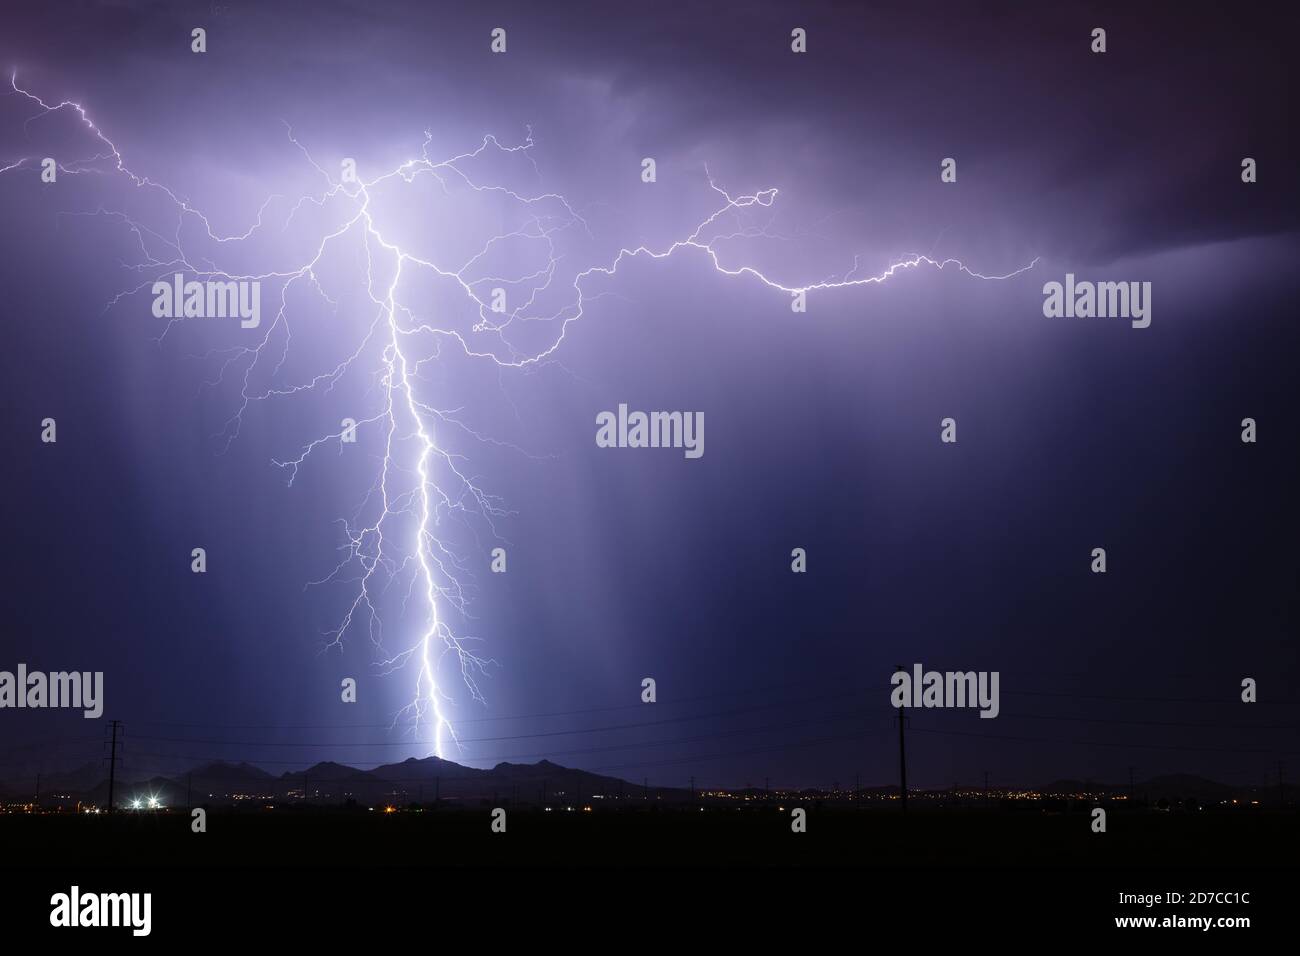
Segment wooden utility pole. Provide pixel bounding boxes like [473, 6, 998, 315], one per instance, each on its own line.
[894, 666, 907, 812]
[105, 720, 122, 812]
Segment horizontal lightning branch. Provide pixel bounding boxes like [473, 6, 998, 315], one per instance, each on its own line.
[4, 74, 1036, 760]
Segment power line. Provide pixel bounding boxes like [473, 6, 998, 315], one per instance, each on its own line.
[115, 709, 880, 767]
[1005, 689, 1300, 706]
[994, 712, 1299, 731]
[125, 678, 861, 730]
[123, 691, 864, 748]
[909, 724, 1300, 757]
[109, 701, 1300, 752]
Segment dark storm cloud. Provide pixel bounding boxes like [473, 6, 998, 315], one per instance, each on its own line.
[6, 1, 1297, 265]
[1, 0, 1296, 791]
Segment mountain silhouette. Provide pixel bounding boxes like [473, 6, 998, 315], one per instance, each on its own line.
[5, 756, 1269, 810]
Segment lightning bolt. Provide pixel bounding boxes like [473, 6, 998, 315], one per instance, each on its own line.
[4, 75, 1036, 760]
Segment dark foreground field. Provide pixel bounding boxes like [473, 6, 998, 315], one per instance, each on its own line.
[2, 807, 1291, 939]
[4, 805, 1296, 868]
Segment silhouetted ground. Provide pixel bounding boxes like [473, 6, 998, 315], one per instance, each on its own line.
[4, 804, 1296, 868]
[3, 807, 1291, 940]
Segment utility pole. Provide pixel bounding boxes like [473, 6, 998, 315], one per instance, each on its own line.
[894, 665, 907, 813]
[105, 720, 122, 813]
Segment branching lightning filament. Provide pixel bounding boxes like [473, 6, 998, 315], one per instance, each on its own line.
[3, 75, 1037, 759]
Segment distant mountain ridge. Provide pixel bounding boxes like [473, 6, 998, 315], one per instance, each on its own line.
[0, 758, 1269, 809]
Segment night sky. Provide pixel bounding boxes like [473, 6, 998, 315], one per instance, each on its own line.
[1, 0, 1297, 792]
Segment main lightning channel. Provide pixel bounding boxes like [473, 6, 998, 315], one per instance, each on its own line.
[4, 75, 1037, 760]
